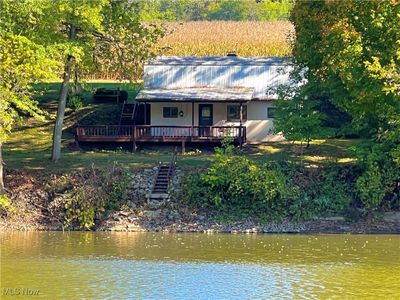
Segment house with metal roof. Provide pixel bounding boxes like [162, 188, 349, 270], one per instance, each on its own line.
[76, 56, 293, 150]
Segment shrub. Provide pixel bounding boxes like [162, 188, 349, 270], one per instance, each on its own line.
[185, 141, 357, 221]
[0, 195, 14, 215]
[290, 166, 355, 219]
[356, 162, 400, 212]
[46, 165, 132, 230]
[67, 95, 84, 110]
[185, 144, 297, 219]
[355, 142, 400, 212]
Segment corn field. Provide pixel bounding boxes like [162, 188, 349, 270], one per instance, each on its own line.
[88, 21, 294, 80]
[159, 21, 294, 57]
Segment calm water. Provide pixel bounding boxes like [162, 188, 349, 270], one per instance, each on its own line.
[1, 232, 399, 299]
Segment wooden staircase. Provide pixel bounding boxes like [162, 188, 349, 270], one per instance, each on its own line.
[152, 164, 172, 194]
[148, 152, 177, 201]
[119, 102, 137, 125]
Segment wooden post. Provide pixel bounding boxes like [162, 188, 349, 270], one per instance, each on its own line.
[239, 102, 243, 149]
[191, 101, 194, 140]
[74, 130, 80, 150]
[132, 125, 137, 152]
[181, 141, 185, 154]
[144, 102, 147, 125]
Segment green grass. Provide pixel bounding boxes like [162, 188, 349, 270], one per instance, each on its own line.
[4, 81, 361, 172]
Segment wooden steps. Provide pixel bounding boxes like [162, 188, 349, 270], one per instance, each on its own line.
[148, 151, 177, 202]
[152, 165, 172, 194]
[119, 103, 137, 125]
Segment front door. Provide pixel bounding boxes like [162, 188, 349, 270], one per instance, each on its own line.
[198, 104, 213, 137]
[135, 103, 151, 125]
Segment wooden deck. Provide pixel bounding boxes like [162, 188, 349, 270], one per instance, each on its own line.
[76, 125, 246, 144]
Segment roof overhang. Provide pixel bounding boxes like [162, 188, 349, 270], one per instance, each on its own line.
[136, 87, 255, 102]
[146, 56, 292, 66]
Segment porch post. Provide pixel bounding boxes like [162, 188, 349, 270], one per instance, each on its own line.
[181, 141, 186, 154]
[132, 125, 137, 152]
[191, 101, 194, 140]
[239, 102, 243, 148]
[144, 102, 147, 125]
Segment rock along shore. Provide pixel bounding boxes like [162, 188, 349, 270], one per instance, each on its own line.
[1, 169, 399, 234]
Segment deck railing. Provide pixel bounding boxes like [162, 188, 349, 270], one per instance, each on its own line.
[76, 125, 246, 141]
[76, 125, 134, 137]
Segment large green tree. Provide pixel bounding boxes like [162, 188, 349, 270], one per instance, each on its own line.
[49, 0, 165, 161]
[47, 0, 108, 161]
[0, 0, 59, 193]
[281, 0, 400, 209]
[0, 0, 165, 193]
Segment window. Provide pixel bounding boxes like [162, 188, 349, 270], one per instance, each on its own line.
[227, 105, 247, 122]
[267, 107, 276, 118]
[163, 107, 178, 118]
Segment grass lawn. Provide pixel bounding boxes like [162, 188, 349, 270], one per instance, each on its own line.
[4, 81, 361, 172]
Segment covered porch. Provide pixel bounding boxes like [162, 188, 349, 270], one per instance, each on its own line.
[75, 87, 251, 151]
[76, 125, 245, 142]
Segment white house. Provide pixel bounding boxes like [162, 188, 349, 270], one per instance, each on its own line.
[135, 56, 292, 143]
[76, 55, 293, 149]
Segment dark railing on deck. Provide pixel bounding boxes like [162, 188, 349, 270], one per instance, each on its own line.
[76, 125, 246, 142]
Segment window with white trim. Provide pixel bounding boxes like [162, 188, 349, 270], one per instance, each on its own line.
[163, 107, 178, 118]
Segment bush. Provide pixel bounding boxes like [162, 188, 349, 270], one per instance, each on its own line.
[46, 164, 132, 230]
[185, 142, 357, 221]
[355, 142, 400, 212]
[356, 161, 400, 212]
[0, 195, 14, 215]
[67, 95, 84, 110]
[290, 166, 356, 219]
[185, 144, 298, 220]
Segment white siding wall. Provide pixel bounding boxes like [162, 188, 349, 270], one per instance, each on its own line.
[149, 102, 283, 142]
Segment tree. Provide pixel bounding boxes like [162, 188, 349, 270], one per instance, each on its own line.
[99, 1, 166, 82]
[0, 0, 59, 192]
[49, 0, 165, 161]
[286, 0, 400, 209]
[291, 0, 400, 141]
[48, 0, 108, 161]
[273, 92, 327, 148]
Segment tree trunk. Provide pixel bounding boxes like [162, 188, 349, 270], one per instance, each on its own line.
[51, 24, 76, 161]
[0, 141, 5, 195]
[73, 67, 81, 96]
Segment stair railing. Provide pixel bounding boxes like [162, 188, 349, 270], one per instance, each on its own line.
[150, 161, 163, 194]
[167, 147, 178, 186]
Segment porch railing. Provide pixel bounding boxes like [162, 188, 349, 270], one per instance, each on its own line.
[76, 125, 246, 141]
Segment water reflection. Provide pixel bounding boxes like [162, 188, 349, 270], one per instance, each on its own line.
[1, 232, 399, 299]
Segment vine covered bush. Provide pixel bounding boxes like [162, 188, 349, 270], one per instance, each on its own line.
[355, 143, 400, 212]
[46, 165, 131, 230]
[185, 144, 360, 221]
[0, 195, 14, 216]
[187, 153, 296, 219]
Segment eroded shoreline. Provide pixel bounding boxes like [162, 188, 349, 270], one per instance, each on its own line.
[1, 169, 399, 234]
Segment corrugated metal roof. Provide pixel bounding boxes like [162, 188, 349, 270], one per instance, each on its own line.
[146, 56, 291, 66]
[138, 56, 294, 101]
[136, 87, 255, 102]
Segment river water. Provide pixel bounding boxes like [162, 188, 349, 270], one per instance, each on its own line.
[1, 232, 399, 299]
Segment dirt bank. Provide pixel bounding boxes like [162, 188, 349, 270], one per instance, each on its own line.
[1, 169, 399, 234]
